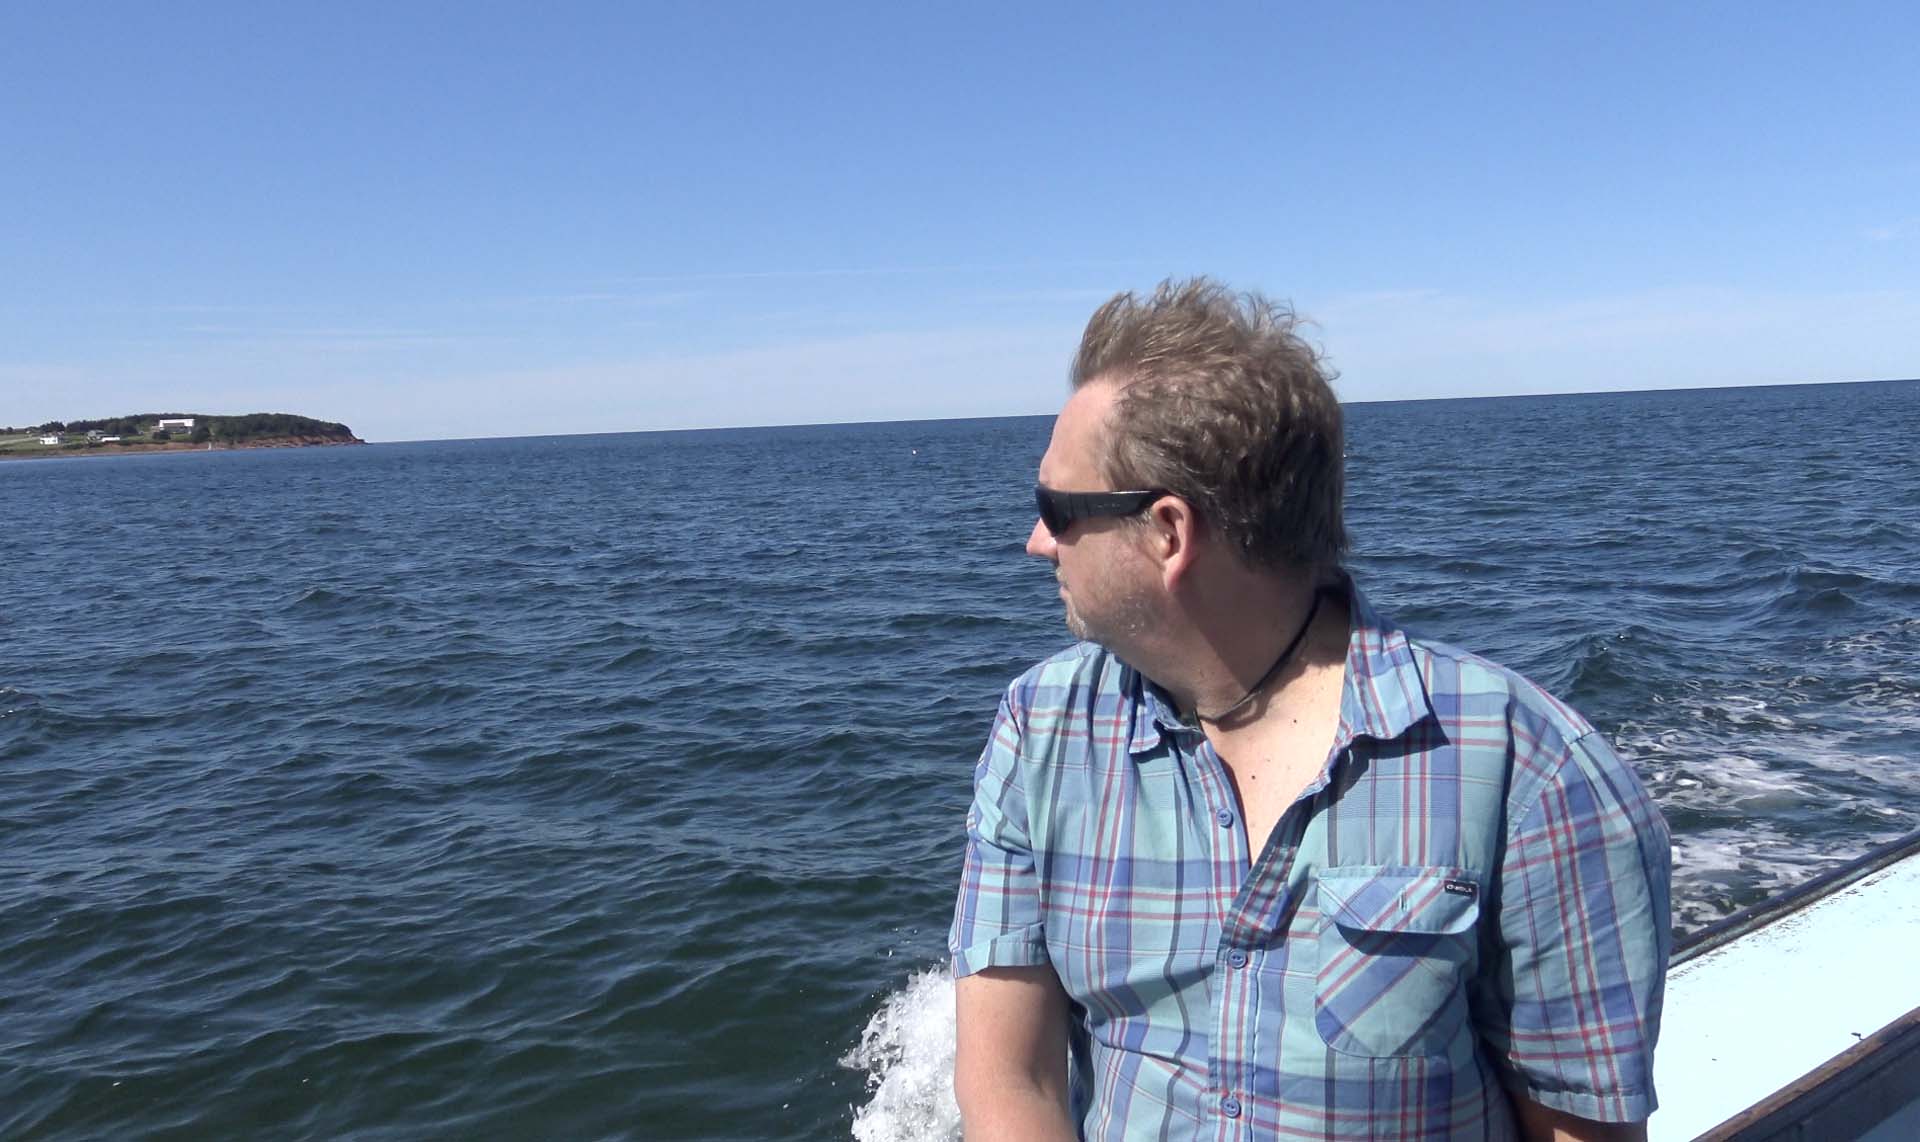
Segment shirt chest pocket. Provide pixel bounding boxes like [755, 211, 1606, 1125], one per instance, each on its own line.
[1311, 866, 1481, 1059]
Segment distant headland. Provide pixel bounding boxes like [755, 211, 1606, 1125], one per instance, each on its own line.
[0, 413, 365, 460]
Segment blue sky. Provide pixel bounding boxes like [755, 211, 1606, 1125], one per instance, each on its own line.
[4, 2, 1915, 441]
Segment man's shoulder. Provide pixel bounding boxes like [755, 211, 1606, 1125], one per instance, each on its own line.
[1002, 640, 1120, 710]
[1396, 633, 1658, 828]
[990, 642, 1151, 771]
[1400, 634, 1598, 751]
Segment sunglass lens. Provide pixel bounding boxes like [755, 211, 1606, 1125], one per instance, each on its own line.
[1035, 487, 1069, 535]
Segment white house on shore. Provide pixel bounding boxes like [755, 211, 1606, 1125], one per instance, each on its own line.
[157, 417, 196, 431]
[39, 433, 62, 445]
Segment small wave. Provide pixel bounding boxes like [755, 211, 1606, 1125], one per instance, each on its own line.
[407, 740, 489, 765]
[1545, 625, 1663, 704]
[742, 545, 805, 562]
[1850, 520, 1915, 545]
[1431, 556, 1509, 577]
[1825, 617, 1920, 657]
[1715, 563, 1882, 623]
[598, 646, 659, 671]
[762, 629, 913, 657]
[288, 591, 341, 618]
[322, 769, 423, 801]
[280, 583, 405, 621]
[885, 612, 1007, 635]
[1685, 693, 1798, 733]
[370, 679, 482, 710]
[106, 649, 200, 675]
[1787, 566, 1873, 592]
[1735, 544, 1793, 567]
[568, 719, 648, 745]
[6, 704, 168, 741]
[287, 586, 355, 613]
[1795, 586, 1861, 614]
[843, 967, 961, 1142]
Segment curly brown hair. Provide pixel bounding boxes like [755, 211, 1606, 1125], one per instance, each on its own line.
[1070, 277, 1348, 573]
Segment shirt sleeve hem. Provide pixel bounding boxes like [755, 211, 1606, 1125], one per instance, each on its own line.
[950, 931, 1048, 977]
[1506, 1077, 1658, 1123]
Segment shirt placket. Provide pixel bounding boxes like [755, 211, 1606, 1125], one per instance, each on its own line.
[1189, 731, 1361, 1141]
[1183, 735, 1260, 1140]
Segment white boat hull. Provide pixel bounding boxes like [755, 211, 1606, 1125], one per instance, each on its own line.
[1653, 830, 1920, 1140]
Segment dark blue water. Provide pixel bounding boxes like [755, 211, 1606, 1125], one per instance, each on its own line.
[3, 380, 1916, 1140]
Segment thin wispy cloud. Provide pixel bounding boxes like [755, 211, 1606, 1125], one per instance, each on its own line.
[1309, 285, 1920, 400]
[17, 291, 708, 319]
[152, 302, 310, 315]
[178, 325, 452, 342]
[967, 287, 1122, 307]
[609, 259, 1156, 286]
[413, 323, 1078, 438]
[476, 289, 707, 310]
[1865, 219, 1920, 242]
[9, 280, 1916, 440]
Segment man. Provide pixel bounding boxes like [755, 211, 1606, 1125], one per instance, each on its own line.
[949, 279, 1670, 1141]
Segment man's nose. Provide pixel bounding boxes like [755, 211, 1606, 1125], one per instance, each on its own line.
[1026, 517, 1057, 560]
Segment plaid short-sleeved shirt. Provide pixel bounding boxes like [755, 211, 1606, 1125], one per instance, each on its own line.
[950, 584, 1671, 1141]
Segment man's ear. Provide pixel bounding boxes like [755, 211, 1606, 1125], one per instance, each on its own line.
[1144, 495, 1201, 587]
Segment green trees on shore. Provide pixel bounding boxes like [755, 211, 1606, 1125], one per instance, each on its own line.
[15, 412, 357, 444]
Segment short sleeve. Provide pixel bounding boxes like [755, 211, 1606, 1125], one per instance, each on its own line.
[1476, 729, 1672, 1122]
[949, 691, 1050, 976]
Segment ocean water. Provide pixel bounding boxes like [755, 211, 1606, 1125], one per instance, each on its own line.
[2, 380, 1916, 1140]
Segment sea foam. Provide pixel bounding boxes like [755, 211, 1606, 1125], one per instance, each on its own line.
[842, 967, 961, 1142]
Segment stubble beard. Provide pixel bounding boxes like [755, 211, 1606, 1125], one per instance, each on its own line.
[1064, 597, 1091, 641]
[1058, 573, 1154, 652]
[1058, 571, 1094, 641]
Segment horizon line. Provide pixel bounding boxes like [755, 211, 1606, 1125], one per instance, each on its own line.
[365, 375, 1917, 445]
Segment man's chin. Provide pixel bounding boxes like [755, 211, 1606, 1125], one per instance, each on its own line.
[1062, 602, 1089, 642]
[1064, 612, 1120, 654]
[1062, 605, 1153, 663]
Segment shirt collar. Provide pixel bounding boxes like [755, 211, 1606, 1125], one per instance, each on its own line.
[1126, 663, 1188, 755]
[1119, 574, 1434, 757]
[1336, 577, 1434, 747]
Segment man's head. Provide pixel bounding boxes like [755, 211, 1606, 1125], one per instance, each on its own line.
[1067, 277, 1348, 577]
[1030, 378, 1162, 645]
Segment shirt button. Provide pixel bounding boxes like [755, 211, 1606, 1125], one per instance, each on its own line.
[1221, 1095, 1242, 1119]
[1226, 948, 1248, 969]
[1214, 807, 1235, 828]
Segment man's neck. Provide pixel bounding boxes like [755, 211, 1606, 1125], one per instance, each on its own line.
[1143, 571, 1346, 726]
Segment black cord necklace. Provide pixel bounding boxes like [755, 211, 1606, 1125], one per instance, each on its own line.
[1190, 589, 1324, 725]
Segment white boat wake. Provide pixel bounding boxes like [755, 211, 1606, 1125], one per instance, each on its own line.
[841, 967, 962, 1142]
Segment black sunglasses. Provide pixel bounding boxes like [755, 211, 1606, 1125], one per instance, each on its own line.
[1034, 484, 1169, 537]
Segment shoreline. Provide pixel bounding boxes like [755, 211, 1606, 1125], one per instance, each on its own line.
[0, 436, 366, 462]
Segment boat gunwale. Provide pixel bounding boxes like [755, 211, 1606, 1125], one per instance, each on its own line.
[1690, 1004, 1920, 1141]
[1672, 826, 1920, 966]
